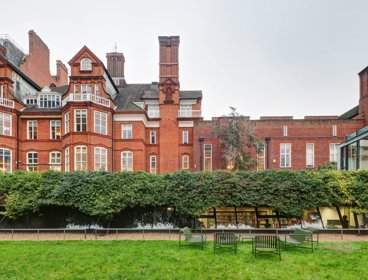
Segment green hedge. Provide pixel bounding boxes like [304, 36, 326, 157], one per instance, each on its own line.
[0, 170, 367, 220]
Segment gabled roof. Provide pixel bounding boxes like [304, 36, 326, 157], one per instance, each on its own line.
[68, 45, 119, 95]
[68, 45, 104, 65]
[338, 105, 359, 120]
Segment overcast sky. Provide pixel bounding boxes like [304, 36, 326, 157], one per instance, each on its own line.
[2, 0, 368, 119]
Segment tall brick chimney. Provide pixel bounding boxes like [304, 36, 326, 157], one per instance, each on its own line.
[158, 36, 181, 172]
[159, 36, 179, 84]
[106, 51, 125, 88]
[359, 67, 368, 124]
[158, 36, 180, 104]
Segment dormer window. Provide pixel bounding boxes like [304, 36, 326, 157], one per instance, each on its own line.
[80, 58, 92, 71]
[39, 94, 61, 108]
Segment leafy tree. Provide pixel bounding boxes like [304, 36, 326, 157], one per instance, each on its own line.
[214, 107, 261, 171]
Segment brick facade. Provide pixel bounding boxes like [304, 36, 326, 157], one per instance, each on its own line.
[193, 118, 364, 171]
[0, 30, 367, 173]
[19, 30, 68, 87]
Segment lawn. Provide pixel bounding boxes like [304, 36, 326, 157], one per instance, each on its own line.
[0, 240, 367, 280]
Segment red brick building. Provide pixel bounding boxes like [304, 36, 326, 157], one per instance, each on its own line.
[0, 31, 366, 173]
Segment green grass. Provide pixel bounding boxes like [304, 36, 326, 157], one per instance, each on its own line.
[0, 241, 367, 280]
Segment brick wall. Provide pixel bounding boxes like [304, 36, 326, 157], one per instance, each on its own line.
[193, 118, 365, 171]
[20, 30, 68, 87]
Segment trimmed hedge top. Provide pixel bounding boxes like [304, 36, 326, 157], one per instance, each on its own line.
[0, 170, 367, 219]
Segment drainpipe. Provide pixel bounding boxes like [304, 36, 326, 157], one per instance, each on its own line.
[199, 137, 204, 171]
[265, 137, 271, 170]
[111, 111, 114, 172]
[16, 112, 20, 170]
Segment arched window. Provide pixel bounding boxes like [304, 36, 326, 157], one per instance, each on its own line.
[150, 155, 157, 174]
[182, 155, 189, 170]
[80, 58, 92, 71]
[0, 148, 11, 172]
[121, 151, 133, 171]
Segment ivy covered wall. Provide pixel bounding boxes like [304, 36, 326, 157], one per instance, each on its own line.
[0, 170, 367, 221]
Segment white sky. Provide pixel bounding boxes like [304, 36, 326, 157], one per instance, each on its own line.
[2, 0, 368, 120]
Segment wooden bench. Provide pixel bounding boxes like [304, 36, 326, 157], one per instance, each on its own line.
[214, 232, 237, 254]
[252, 235, 281, 260]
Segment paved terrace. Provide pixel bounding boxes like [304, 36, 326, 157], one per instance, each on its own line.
[0, 228, 367, 242]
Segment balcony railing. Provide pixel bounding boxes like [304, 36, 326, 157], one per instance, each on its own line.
[0, 97, 15, 108]
[178, 110, 202, 118]
[148, 111, 160, 118]
[62, 93, 110, 108]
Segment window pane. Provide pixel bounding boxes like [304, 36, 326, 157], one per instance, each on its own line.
[280, 144, 291, 168]
[94, 147, 107, 171]
[121, 152, 133, 171]
[75, 146, 87, 171]
[204, 144, 212, 171]
[0, 148, 11, 172]
[0, 112, 11, 136]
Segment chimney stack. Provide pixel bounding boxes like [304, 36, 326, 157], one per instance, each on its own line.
[158, 36, 180, 85]
[106, 51, 125, 88]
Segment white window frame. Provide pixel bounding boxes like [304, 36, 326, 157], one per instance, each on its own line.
[121, 151, 133, 171]
[38, 94, 61, 108]
[94, 147, 107, 171]
[150, 155, 157, 174]
[306, 143, 314, 168]
[65, 112, 70, 134]
[182, 155, 189, 170]
[81, 84, 92, 94]
[74, 109, 87, 132]
[182, 130, 189, 144]
[74, 145, 87, 171]
[150, 131, 156, 144]
[122, 124, 133, 139]
[25, 98, 37, 105]
[27, 151, 38, 171]
[74, 84, 79, 93]
[179, 105, 192, 117]
[0, 148, 12, 172]
[330, 143, 339, 162]
[332, 125, 337, 137]
[280, 143, 291, 168]
[0, 112, 12, 136]
[283, 126, 288, 137]
[27, 120, 38, 140]
[80, 58, 92, 71]
[147, 104, 160, 118]
[94, 111, 107, 135]
[94, 84, 99, 95]
[50, 120, 61, 140]
[0, 85, 5, 98]
[49, 151, 62, 171]
[65, 147, 70, 172]
[204, 144, 212, 171]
